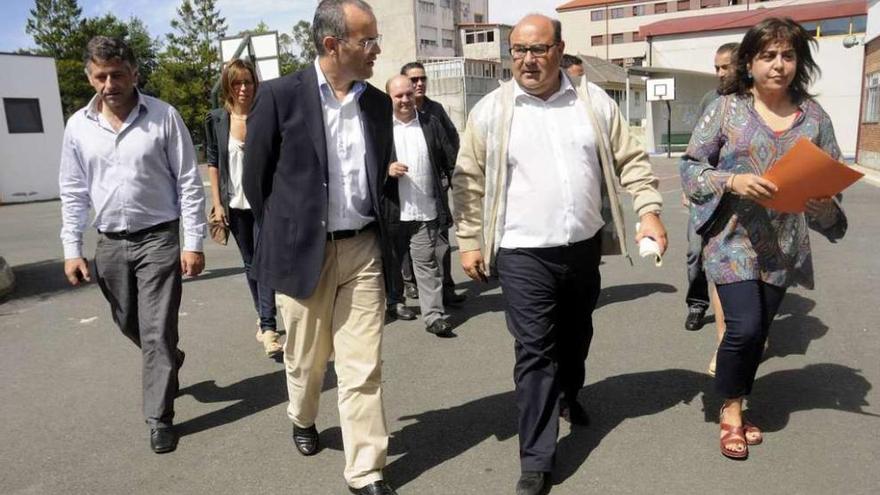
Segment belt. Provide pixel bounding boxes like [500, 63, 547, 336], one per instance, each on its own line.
[100, 220, 177, 239]
[326, 221, 376, 241]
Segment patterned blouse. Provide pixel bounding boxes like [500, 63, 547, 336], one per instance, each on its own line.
[680, 93, 847, 289]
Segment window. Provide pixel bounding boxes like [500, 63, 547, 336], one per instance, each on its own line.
[610, 7, 625, 19]
[634, 90, 642, 107]
[819, 17, 852, 37]
[474, 13, 484, 23]
[632, 56, 645, 66]
[864, 72, 880, 123]
[700, 0, 719, 8]
[611, 58, 625, 66]
[853, 15, 867, 34]
[487, 31, 495, 42]
[439, 0, 451, 7]
[677, 0, 690, 11]
[442, 38, 453, 48]
[655, 3, 668, 14]
[633, 31, 644, 42]
[3, 98, 43, 133]
[420, 39, 438, 48]
[591, 10, 605, 21]
[611, 33, 624, 44]
[591, 35, 605, 46]
[633, 5, 646, 16]
[465, 33, 475, 44]
[801, 21, 818, 37]
[418, 1, 436, 15]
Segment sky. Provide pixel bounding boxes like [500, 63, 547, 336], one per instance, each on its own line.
[1, 0, 563, 53]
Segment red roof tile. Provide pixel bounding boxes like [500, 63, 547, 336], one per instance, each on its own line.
[639, 0, 866, 39]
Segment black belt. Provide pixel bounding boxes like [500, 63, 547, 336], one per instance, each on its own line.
[326, 221, 376, 241]
[100, 220, 177, 239]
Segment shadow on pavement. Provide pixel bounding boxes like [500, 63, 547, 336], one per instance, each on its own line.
[701, 363, 879, 431]
[1, 259, 77, 303]
[595, 282, 677, 309]
[176, 366, 338, 437]
[385, 369, 708, 490]
[182, 266, 244, 283]
[764, 293, 828, 359]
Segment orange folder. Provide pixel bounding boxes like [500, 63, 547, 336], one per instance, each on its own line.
[757, 138, 863, 213]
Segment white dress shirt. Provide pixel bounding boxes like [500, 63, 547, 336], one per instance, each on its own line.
[314, 60, 374, 232]
[59, 91, 206, 259]
[393, 114, 437, 222]
[500, 73, 605, 249]
[227, 136, 251, 209]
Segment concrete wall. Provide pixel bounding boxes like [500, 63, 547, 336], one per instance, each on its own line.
[650, 30, 865, 157]
[370, 1, 418, 90]
[0, 54, 64, 204]
[643, 71, 716, 153]
[867, 0, 880, 43]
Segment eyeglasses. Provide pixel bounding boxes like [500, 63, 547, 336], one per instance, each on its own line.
[336, 35, 382, 51]
[409, 76, 428, 83]
[509, 43, 558, 60]
[231, 80, 254, 88]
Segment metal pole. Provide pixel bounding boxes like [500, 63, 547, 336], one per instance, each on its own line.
[666, 100, 672, 159]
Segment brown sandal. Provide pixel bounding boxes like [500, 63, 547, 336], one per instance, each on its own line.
[742, 419, 763, 446]
[720, 422, 749, 459]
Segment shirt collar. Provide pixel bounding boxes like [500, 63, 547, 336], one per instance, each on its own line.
[314, 58, 366, 103]
[85, 88, 146, 120]
[513, 70, 575, 104]
[393, 111, 420, 127]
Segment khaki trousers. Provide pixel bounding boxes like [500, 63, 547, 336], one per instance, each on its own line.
[276, 230, 388, 488]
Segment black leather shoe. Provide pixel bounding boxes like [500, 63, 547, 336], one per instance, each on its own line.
[150, 427, 178, 454]
[292, 424, 319, 456]
[443, 291, 467, 307]
[349, 480, 398, 495]
[387, 304, 417, 321]
[426, 319, 455, 338]
[684, 308, 706, 331]
[560, 399, 590, 426]
[404, 284, 419, 300]
[516, 471, 548, 495]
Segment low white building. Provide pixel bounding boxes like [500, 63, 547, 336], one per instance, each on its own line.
[639, 0, 867, 156]
[0, 53, 64, 203]
[422, 57, 501, 131]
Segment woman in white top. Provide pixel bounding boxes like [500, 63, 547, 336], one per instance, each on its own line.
[205, 59, 281, 358]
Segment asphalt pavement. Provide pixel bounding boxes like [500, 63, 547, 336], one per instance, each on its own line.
[1, 156, 878, 494]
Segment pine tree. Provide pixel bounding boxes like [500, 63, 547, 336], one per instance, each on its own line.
[148, 0, 227, 152]
[25, 0, 83, 59]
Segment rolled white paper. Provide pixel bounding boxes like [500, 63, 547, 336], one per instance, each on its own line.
[635, 222, 663, 267]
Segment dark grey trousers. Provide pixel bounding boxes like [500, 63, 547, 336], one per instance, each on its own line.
[93, 221, 182, 429]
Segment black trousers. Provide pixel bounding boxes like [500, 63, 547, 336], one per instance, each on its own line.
[496, 236, 601, 472]
[715, 280, 786, 398]
[93, 221, 182, 428]
[227, 208, 277, 331]
[685, 213, 710, 311]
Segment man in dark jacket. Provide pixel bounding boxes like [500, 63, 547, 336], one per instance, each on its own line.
[399, 62, 465, 307]
[384, 75, 455, 337]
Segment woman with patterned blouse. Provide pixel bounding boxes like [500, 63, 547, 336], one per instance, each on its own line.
[680, 17, 847, 460]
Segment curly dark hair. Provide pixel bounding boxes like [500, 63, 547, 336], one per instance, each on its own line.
[722, 17, 820, 104]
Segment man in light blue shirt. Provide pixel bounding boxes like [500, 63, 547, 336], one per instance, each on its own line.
[58, 36, 206, 454]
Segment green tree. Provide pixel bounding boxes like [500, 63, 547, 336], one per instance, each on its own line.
[147, 0, 227, 150]
[25, 0, 159, 119]
[25, 0, 83, 59]
[291, 20, 316, 68]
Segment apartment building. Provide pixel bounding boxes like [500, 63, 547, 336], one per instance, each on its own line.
[557, 0, 831, 67]
[370, 0, 489, 87]
[460, 23, 514, 80]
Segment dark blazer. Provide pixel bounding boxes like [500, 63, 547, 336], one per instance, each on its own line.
[204, 108, 231, 210]
[243, 65, 394, 299]
[383, 112, 456, 230]
[421, 97, 459, 153]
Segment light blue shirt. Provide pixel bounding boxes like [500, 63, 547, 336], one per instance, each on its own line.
[59, 91, 206, 258]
